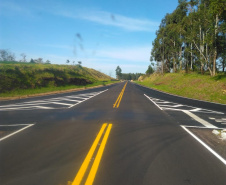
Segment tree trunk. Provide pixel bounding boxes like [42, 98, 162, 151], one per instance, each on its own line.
[162, 40, 164, 74]
[173, 57, 176, 73]
[173, 40, 176, 72]
[200, 25, 204, 74]
[190, 43, 193, 70]
[179, 32, 182, 70]
[212, 14, 219, 76]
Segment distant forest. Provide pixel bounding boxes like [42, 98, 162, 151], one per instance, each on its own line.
[151, 0, 226, 76]
[115, 66, 144, 80]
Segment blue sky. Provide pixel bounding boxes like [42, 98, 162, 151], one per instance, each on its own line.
[0, 0, 179, 77]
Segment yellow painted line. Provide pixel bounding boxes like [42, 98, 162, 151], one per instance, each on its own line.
[117, 82, 127, 107]
[116, 88, 125, 108]
[71, 124, 107, 185]
[113, 82, 128, 108]
[113, 93, 122, 108]
[85, 124, 112, 185]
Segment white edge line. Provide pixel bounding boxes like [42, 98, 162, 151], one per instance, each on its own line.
[68, 89, 108, 108]
[144, 94, 163, 110]
[135, 83, 226, 106]
[181, 125, 226, 165]
[0, 124, 34, 142]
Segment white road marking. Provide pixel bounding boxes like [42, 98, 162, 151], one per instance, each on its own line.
[144, 94, 224, 128]
[180, 125, 226, 129]
[47, 98, 80, 102]
[181, 125, 226, 165]
[144, 94, 162, 110]
[209, 117, 215, 120]
[144, 94, 223, 114]
[32, 106, 54, 109]
[162, 107, 186, 111]
[0, 124, 34, 142]
[157, 101, 171, 104]
[48, 102, 73, 106]
[0, 89, 108, 111]
[71, 97, 88, 100]
[159, 104, 183, 107]
[215, 119, 224, 123]
[208, 117, 226, 125]
[0, 106, 54, 110]
[183, 110, 217, 128]
[68, 89, 109, 108]
[0, 102, 48, 107]
[0, 124, 33, 126]
[191, 108, 201, 112]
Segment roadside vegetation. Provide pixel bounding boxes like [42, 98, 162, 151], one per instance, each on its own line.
[115, 66, 144, 80]
[151, 0, 226, 76]
[138, 1, 226, 104]
[0, 61, 115, 98]
[136, 72, 226, 104]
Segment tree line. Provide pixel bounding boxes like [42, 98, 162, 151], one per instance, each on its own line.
[115, 66, 144, 80]
[0, 49, 51, 64]
[0, 49, 82, 66]
[151, 0, 226, 76]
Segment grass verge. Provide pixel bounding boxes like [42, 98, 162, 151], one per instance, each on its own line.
[0, 80, 119, 100]
[135, 72, 226, 104]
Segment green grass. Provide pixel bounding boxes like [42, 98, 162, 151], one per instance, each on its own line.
[0, 80, 118, 98]
[135, 72, 226, 104]
[0, 61, 117, 98]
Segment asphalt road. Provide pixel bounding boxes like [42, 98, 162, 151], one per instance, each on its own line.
[0, 81, 226, 185]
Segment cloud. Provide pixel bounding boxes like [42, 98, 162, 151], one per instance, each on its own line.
[0, 1, 159, 32]
[38, 44, 73, 50]
[58, 10, 159, 32]
[0, 1, 32, 16]
[96, 46, 152, 62]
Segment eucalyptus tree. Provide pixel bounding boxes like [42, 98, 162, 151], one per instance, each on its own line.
[208, 0, 226, 75]
[150, 0, 225, 76]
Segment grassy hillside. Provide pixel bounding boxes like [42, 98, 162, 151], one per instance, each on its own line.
[0, 62, 114, 97]
[136, 72, 226, 104]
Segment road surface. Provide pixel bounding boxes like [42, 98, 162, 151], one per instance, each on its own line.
[0, 81, 226, 185]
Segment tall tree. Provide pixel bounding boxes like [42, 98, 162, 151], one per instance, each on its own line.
[115, 66, 122, 79]
[150, 0, 226, 76]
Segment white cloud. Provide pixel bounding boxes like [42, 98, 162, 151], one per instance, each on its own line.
[96, 46, 152, 62]
[38, 44, 73, 50]
[0, 1, 32, 16]
[58, 10, 159, 32]
[26, 45, 151, 75]
[0, 1, 159, 32]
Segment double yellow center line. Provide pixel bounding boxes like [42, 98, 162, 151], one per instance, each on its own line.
[69, 82, 127, 184]
[71, 123, 112, 185]
[113, 82, 128, 108]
